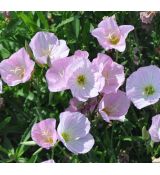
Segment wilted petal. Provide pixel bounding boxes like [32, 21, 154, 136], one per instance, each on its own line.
[149, 115, 160, 142]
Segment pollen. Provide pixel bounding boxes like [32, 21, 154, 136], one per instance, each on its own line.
[42, 130, 54, 144]
[10, 67, 25, 79]
[77, 74, 86, 86]
[62, 132, 71, 142]
[144, 85, 155, 96]
[102, 107, 112, 116]
[107, 33, 120, 45]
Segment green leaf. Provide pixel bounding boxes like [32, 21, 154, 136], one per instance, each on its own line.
[20, 141, 36, 146]
[73, 16, 80, 39]
[56, 16, 75, 30]
[17, 12, 39, 32]
[0, 117, 11, 131]
[36, 12, 49, 29]
[142, 126, 150, 140]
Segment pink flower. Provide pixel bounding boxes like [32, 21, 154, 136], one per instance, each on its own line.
[0, 80, 2, 94]
[42, 159, 55, 163]
[57, 111, 95, 154]
[30, 32, 69, 65]
[149, 115, 160, 142]
[74, 50, 89, 59]
[66, 97, 98, 114]
[91, 16, 134, 52]
[126, 65, 160, 109]
[92, 53, 125, 94]
[0, 48, 35, 86]
[140, 12, 156, 24]
[66, 50, 105, 102]
[99, 90, 130, 123]
[46, 57, 73, 92]
[31, 119, 58, 149]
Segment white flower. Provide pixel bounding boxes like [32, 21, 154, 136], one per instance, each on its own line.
[126, 65, 160, 109]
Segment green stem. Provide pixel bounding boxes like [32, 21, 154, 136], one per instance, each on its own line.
[115, 50, 119, 62]
[51, 147, 54, 159]
[57, 144, 70, 159]
[33, 147, 43, 156]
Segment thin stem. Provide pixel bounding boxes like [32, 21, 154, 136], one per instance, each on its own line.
[115, 50, 119, 62]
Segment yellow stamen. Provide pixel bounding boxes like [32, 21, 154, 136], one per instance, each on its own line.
[62, 132, 71, 142]
[107, 33, 120, 45]
[77, 74, 86, 87]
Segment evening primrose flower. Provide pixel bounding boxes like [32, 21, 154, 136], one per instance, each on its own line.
[126, 65, 160, 109]
[31, 119, 58, 149]
[46, 57, 73, 92]
[30, 32, 69, 65]
[149, 115, 160, 142]
[99, 90, 130, 123]
[91, 16, 134, 52]
[140, 12, 156, 24]
[66, 50, 105, 102]
[92, 53, 125, 94]
[0, 48, 35, 86]
[57, 111, 95, 154]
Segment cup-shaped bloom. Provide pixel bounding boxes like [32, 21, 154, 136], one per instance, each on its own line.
[91, 16, 134, 52]
[57, 111, 95, 154]
[140, 12, 156, 24]
[149, 115, 160, 142]
[0, 48, 35, 86]
[46, 57, 73, 92]
[99, 90, 130, 123]
[30, 32, 69, 65]
[31, 119, 58, 149]
[66, 50, 105, 102]
[0, 80, 2, 94]
[126, 65, 160, 109]
[42, 159, 55, 163]
[92, 53, 125, 94]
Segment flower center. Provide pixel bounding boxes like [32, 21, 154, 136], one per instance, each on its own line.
[102, 107, 112, 116]
[42, 130, 54, 144]
[107, 33, 120, 45]
[77, 74, 86, 87]
[46, 137, 54, 144]
[144, 85, 155, 96]
[10, 67, 25, 79]
[42, 49, 51, 57]
[62, 132, 71, 142]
